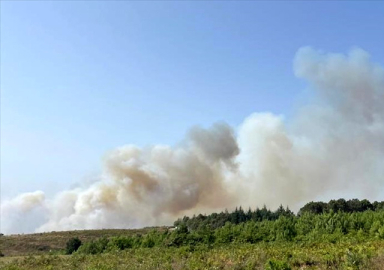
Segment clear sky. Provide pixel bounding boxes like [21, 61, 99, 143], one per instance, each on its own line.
[2, 1, 384, 199]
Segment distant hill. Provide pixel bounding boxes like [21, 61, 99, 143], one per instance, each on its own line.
[0, 227, 169, 257]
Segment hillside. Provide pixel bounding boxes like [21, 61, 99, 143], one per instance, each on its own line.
[0, 227, 169, 257]
[2, 200, 384, 269]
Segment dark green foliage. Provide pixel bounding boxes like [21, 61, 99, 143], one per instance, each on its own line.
[74, 208, 384, 254]
[298, 201, 328, 215]
[65, 237, 82, 254]
[109, 236, 134, 250]
[299, 198, 379, 215]
[165, 225, 190, 247]
[265, 259, 292, 270]
[73, 199, 384, 256]
[77, 237, 109, 254]
[76, 241, 99, 254]
[174, 204, 294, 231]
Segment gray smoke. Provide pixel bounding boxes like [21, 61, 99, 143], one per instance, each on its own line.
[2, 47, 384, 234]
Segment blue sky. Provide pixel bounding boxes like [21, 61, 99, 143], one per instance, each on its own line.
[2, 1, 384, 199]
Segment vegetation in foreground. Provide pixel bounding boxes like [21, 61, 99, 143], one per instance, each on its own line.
[2, 198, 384, 269]
[2, 241, 384, 270]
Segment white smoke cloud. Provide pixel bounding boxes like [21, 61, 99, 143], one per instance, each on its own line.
[1, 191, 46, 233]
[35, 123, 239, 232]
[2, 47, 384, 234]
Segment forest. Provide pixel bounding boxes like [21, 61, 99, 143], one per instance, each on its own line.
[65, 198, 384, 254]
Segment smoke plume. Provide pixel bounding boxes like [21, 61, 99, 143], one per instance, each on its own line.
[2, 47, 384, 234]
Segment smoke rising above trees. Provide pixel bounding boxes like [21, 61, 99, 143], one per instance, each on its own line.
[2, 47, 384, 234]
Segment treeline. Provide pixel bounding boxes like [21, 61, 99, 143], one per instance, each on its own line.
[67, 207, 384, 255]
[299, 198, 384, 215]
[174, 205, 294, 230]
[174, 199, 384, 231]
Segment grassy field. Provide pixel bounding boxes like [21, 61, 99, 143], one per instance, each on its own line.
[1, 242, 384, 270]
[0, 227, 168, 257]
[2, 236, 384, 269]
[3, 209, 384, 269]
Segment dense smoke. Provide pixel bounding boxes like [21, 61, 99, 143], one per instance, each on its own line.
[1, 191, 46, 233]
[2, 47, 384, 234]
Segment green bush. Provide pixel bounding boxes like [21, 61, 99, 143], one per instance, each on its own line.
[107, 236, 134, 250]
[77, 237, 110, 254]
[265, 259, 291, 270]
[77, 241, 99, 254]
[65, 237, 82, 254]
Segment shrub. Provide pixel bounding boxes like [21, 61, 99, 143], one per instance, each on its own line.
[76, 237, 110, 254]
[344, 249, 365, 270]
[265, 259, 291, 270]
[65, 237, 82, 254]
[77, 241, 99, 254]
[107, 236, 134, 250]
